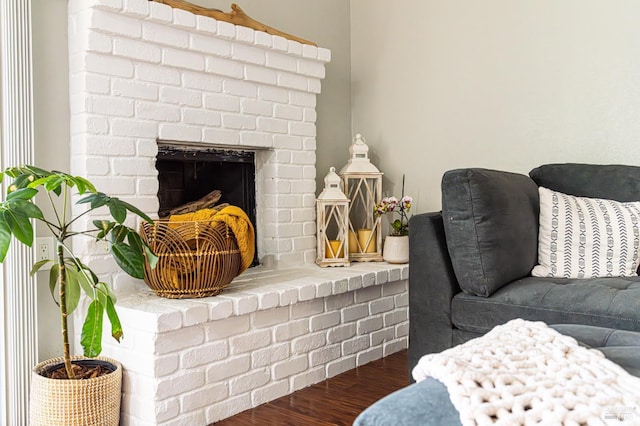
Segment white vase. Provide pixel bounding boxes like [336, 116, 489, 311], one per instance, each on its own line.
[383, 235, 409, 264]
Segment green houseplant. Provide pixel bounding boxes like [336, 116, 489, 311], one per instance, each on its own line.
[0, 165, 157, 424]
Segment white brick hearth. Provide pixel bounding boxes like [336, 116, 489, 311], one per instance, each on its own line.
[67, 0, 409, 424]
[104, 264, 408, 425]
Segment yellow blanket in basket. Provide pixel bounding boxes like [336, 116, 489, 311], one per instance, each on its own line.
[170, 206, 255, 274]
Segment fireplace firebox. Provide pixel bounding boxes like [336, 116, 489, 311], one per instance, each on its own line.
[156, 143, 258, 266]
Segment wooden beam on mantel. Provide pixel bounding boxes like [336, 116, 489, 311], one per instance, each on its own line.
[149, 0, 317, 46]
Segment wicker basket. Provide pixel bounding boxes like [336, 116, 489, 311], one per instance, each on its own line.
[139, 220, 242, 298]
[29, 356, 122, 426]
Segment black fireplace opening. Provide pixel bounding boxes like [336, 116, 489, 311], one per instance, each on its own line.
[156, 144, 258, 266]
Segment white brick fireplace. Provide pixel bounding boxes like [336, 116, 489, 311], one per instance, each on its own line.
[67, 1, 408, 424]
[68, 0, 328, 270]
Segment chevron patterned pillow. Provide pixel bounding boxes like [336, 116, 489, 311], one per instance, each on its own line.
[532, 187, 640, 278]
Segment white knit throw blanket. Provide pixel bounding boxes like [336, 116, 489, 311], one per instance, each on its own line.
[412, 319, 640, 425]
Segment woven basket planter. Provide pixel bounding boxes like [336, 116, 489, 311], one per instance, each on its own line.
[29, 356, 122, 426]
[139, 220, 242, 298]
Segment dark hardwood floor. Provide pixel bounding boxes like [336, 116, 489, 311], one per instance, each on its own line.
[213, 350, 409, 425]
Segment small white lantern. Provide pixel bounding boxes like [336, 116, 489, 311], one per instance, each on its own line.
[339, 134, 383, 262]
[316, 167, 350, 267]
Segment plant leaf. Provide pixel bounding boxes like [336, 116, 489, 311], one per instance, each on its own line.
[66, 257, 98, 299]
[127, 230, 158, 269]
[77, 192, 109, 209]
[73, 259, 100, 285]
[10, 199, 44, 220]
[26, 176, 49, 189]
[10, 174, 36, 191]
[108, 199, 127, 224]
[0, 219, 12, 262]
[4, 210, 34, 246]
[23, 165, 52, 177]
[144, 245, 159, 269]
[93, 220, 115, 240]
[127, 230, 144, 254]
[30, 258, 52, 275]
[95, 282, 109, 308]
[71, 177, 85, 194]
[26, 172, 64, 195]
[111, 242, 145, 279]
[105, 296, 123, 343]
[64, 266, 81, 315]
[49, 264, 60, 306]
[4, 166, 23, 178]
[6, 187, 37, 201]
[75, 265, 96, 297]
[81, 300, 104, 358]
[73, 176, 96, 194]
[95, 282, 117, 305]
[109, 225, 128, 244]
[43, 175, 65, 193]
[120, 199, 154, 223]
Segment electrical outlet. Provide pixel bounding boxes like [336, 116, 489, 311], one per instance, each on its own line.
[36, 237, 55, 262]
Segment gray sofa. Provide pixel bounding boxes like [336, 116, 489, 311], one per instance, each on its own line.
[408, 163, 640, 375]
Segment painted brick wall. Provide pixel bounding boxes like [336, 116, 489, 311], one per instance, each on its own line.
[67, 0, 331, 293]
[94, 264, 409, 425]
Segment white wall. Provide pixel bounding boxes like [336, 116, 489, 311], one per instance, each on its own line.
[351, 0, 640, 212]
[32, 0, 70, 361]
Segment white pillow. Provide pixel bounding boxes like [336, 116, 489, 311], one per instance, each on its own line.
[532, 187, 640, 278]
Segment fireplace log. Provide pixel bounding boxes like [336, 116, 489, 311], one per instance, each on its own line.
[161, 189, 223, 217]
[149, 1, 317, 46]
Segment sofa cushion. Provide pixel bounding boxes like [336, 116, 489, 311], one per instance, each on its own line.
[529, 163, 640, 202]
[533, 187, 640, 278]
[441, 168, 539, 297]
[353, 378, 462, 426]
[451, 276, 640, 335]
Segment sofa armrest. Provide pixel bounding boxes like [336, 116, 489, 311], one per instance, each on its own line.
[408, 212, 461, 376]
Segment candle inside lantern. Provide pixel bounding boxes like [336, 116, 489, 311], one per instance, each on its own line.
[348, 230, 358, 253]
[325, 240, 344, 258]
[357, 229, 376, 253]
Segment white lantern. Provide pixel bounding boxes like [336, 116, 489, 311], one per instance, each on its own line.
[316, 167, 350, 267]
[339, 134, 383, 262]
